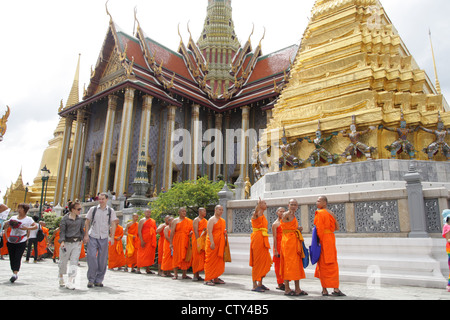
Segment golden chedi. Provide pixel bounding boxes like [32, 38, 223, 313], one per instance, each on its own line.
[264, 0, 449, 168]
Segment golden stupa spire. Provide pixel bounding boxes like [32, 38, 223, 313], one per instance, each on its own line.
[65, 53, 81, 109]
[428, 29, 441, 95]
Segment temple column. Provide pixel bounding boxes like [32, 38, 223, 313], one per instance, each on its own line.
[163, 105, 177, 190]
[97, 94, 118, 194]
[240, 106, 250, 180]
[65, 109, 85, 203]
[53, 115, 74, 206]
[114, 88, 135, 196]
[190, 104, 201, 180]
[223, 112, 231, 182]
[138, 95, 153, 154]
[213, 113, 223, 181]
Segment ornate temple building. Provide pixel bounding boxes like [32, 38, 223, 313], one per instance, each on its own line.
[52, 0, 296, 205]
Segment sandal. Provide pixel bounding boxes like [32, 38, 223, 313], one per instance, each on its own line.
[251, 286, 265, 293]
[295, 290, 308, 296]
[276, 284, 286, 291]
[204, 281, 215, 286]
[332, 290, 346, 297]
[261, 285, 270, 291]
[181, 275, 192, 280]
[284, 291, 295, 296]
[214, 278, 225, 284]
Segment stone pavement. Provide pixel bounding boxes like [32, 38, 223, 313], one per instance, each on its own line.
[0, 258, 448, 301]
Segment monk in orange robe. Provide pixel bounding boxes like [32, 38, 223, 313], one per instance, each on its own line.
[156, 215, 172, 276]
[108, 224, 126, 270]
[280, 199, 307, 296]
[34, 222, 48, 260]
[250, 199, 272, 292]
[52, 228, 61, 262]
[192, 208, 207, 281]
[79, 242, 86, 259]
[314, 196, 345, 296]
[124, 213, 139, 272]
[1, 227, 11, 258]
[136, 209, 157, 274]
[272, 207, 286, 291]
[204, 205, 227, 286]
[169, 207, 193, 280]
[161, 216, 174, 276]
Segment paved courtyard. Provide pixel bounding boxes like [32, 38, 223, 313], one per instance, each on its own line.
[0, 257, 448, 301]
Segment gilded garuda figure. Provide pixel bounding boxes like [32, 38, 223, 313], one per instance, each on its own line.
[380, 110, 419, 159]
[340, 115, 377, 162]
[278, 127, 304, 171]
[251, 144, 271, 180]
[0, 106, 10, 142]
[419, 112, 450, 160]
[305, 121, 339, 167]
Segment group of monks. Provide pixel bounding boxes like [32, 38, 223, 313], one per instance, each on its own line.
[106, 205, 229, 286]
[251, 196, 345, 297]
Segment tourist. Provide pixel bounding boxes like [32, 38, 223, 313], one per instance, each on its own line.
[0, 204, 9, 233]
[25, 215, 39, 263]
[169, 207, 193, 280]
[84, 193, 118, 288]
[272, 207, 286, 291]
[314, 196, 345, 296]
[4, 203, 37, 283]
[59, 201, 85, 289]
[442, 209, 450, 292]
[204, 205, 227, 286]
[280, 199, 307, 296]
[136, 209, 157, 274]
[124, 213, 139, 272]
[250, 198, 272, 292]
[192, 208, 207, 281]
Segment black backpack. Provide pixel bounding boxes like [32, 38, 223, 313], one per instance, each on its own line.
[36, 225, 45, 242]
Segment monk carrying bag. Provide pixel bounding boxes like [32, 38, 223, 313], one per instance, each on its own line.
[36, 225, 45, 242]
[309, 226, 321, 265]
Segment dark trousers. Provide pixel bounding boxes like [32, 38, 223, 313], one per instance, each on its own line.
[26, 238, 38, 261]
[7, 241, 27, 272]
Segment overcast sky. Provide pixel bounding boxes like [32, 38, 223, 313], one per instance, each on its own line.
[0, 0, 448, 203]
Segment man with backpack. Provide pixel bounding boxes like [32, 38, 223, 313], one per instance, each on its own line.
[84, 193, 118, 288]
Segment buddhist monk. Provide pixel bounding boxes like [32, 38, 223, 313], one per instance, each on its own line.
[161, 216, 174, 276]
[272, 207, 286, 291]
[34, 221, 49, 260]
[314, 196, 345, 296]
[136, 209, 157, 274]
[192, 207, 207, 281]
[250, 198, 272, 292]
[169, 207, 193, 280]
[1, 227, 10, 259]
[124, 213, 139, 272]
[204, 205, 227, 286]
[280, 199, 307, 296]
[52, 227, 61, 263]
[108, 223, 126, 270]
[156, 215, 171, 276]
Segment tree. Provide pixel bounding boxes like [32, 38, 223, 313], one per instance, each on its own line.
[150, 176, 232, 222]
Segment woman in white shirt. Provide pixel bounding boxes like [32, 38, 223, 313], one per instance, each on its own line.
[3, 203, 37, 283]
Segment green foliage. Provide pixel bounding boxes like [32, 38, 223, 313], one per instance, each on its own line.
[150, 176, 232, 222]
[42, 212, 62, 238]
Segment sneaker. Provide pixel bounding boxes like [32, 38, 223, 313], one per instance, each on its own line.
[94, 282, 104, 287]
[66, 282, 75, 290]
[59, 278, 65, 288]
[10, 274, 17, 283]
[87, 282, 94, 288]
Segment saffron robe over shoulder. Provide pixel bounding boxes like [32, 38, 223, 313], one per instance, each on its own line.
[137, 218, 157, 268]
[161, 228, 173, 271]
[172, 218, 193, 270]
[53, 229, 60, 259]
[204, 218, 226, 281]
[192, 218, 207, 274]
[108, 224, 126, 269]
[280, 217, 305, 281]
[273, 223, 283, 285]
[250, 215, 272, 282]
[125, 222, 138, 267]
[314, 208, 339, 288]
[157, 225, 167, 266]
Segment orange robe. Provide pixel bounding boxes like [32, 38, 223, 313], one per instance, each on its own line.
[273, 223, 283, 285]
[250, 215, 272, 282]
[33, 227, 49, 256]
[79, 242, 86, 259]
[108, 224, 126, 269]
[280, 217, 305, 281]
[53, 229, 60, 259]
[192, 218, 207, 274]
[157, 225, 167, 266]
[172, 218, 193, 270]
[1, 228, 11, 255]
[314, 208, 339, 288]
[204, 218, 226, 281]
[161, 228, 173, 271]
[125, 222, 139, 267]
[137, 218, 157, 268]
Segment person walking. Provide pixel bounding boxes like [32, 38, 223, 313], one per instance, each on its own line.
[3, 203, 37, 283]
[25, 215, 39, 263]
[58, 201, 85, 289]
[84, 193, 118, 288]
[442, 209, 450, 292]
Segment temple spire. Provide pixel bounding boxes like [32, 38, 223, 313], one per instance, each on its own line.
[65, 54, 81, 108]
[429, 29, 441, 95]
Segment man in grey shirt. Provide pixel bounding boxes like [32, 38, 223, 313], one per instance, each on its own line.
[83, 193, 118, 288]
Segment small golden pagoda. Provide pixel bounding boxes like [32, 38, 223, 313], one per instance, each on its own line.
[263, 0, 449, 167]
[3, 170, 31, 211]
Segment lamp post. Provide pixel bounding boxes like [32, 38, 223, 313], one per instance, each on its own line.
[83, 160, 90, 202]
[38, 165, 50, 219]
